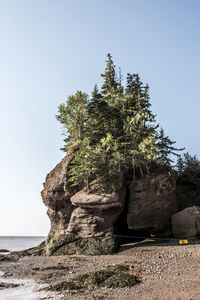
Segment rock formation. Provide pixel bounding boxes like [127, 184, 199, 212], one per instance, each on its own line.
[127, 174, 176, 236]
[42, 152, 126, 255]
[172, 206, 200, 238]
[42, 153, 177, 255]
[41, 152, 75, 242]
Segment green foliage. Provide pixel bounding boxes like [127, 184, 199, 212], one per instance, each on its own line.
[68, 134, 124, 192]
[56, 55, 183, 191]
[176, 153, 200, 210]
[101, 53, 119, 103]
[156, 127, 184, 168]
[176, 153, 200, 188]
[56, 91, 88, 150]
[122, 73, 160, 178]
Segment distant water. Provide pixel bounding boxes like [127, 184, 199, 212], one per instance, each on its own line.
[0, 236, 49, 300]
[0, 236, 45, 252]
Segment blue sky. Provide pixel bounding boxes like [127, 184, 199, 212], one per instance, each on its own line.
[0, 0, 199, 235]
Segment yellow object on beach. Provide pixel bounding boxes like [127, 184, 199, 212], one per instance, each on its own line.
[179, 240, 188, 244]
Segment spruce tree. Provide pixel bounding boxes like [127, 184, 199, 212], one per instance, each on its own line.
[124, 73, 158, 178]
[176, 153, 200, 188]
[101, 53, 119, 104]
[156, 127, 184, 167]
[56, 54, 183, 191]
[86, 85, 112, 144]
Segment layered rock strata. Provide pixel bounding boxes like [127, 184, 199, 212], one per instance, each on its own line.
[41, 152, 75, 243]
[42, 153, 176, 255]
[127, 173, 177, 236]
[42, 153, 126, 255]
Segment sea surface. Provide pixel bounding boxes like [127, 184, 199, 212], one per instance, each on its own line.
[0, 236, 48, 300]
[0, 236, 45, 252]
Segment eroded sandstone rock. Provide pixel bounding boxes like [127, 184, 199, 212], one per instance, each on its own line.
[42, 152, 177, 255]
[172, 206, 200, 238]
[41, 152, 75, 242]
[42, 152, 126, 255]
[127, 173, 176, 236]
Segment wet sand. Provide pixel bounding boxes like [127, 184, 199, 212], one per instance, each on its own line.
[0, 270, 50, 300]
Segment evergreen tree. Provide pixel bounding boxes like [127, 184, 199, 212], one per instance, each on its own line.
[56, 91, 88, 150]
[101, 53, 120, 104]
[91, 84, 101, 101]
[123, 73, 158, 178]
[56, 54, 183, 191]
[116, 67, 124, 97]
[176, 153, 200, 187]
[86, 85, 113, 144]
[156, 127, 184, 167]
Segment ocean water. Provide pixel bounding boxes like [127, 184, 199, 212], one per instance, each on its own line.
[0, 236, 49, 300]
[0, 271, 49, 300]
[0, 236, 45, 252]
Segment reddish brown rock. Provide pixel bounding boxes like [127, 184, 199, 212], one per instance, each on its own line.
[71, 190, 124, 210]
[42, 152, 126, 255]
[172, 206, 200, 238]
[41, 152, 75, 242]
[42, 152, 176, 254]
[127, 173, 177, 235]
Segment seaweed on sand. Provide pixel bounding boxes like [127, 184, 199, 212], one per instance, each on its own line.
[49, 264, 141, 294]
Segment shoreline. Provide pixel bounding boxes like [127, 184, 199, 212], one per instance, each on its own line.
[0, 270, 51, 300]
[1, 239, 200, 299]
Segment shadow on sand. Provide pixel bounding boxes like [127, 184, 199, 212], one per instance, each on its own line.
[118, 236, 200, 252]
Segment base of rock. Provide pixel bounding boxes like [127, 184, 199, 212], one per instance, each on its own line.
[46, 236, 119, 256]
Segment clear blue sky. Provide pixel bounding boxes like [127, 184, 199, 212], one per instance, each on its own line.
[0, 0, 199, 236]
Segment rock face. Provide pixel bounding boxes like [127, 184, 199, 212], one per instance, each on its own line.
[42, 152, 126, 255]
[127, 173, 177, 236]
[172, 206, 200, 238]
[42, 153, 177, 255]
[41, 152, 75, 243]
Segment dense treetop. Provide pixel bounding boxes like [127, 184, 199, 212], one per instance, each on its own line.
[57, 54, 182, 192]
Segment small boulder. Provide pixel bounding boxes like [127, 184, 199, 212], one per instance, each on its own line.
[172, 206, 200, 238]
